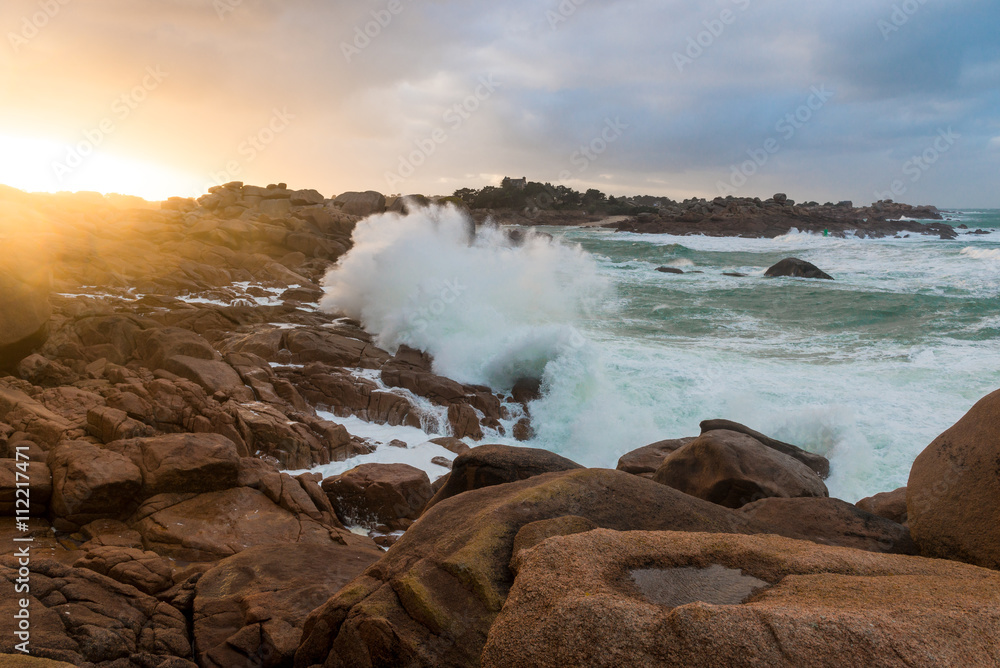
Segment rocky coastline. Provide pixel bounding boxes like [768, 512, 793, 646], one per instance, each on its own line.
[1, 183, 998, 667]
[609, 193, 962, 239]
[459, 184, 973, 239]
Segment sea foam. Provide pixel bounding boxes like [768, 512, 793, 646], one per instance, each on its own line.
[961, 246, 1000, 260]
[320, 203, 609, 389]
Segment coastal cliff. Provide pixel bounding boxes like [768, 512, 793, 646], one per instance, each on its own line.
[0, 183, 997, 667]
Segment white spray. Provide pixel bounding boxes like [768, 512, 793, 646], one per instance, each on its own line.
[320, 203, 609, 390]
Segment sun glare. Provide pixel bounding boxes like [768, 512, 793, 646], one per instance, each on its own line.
[0, 135, 202, 201]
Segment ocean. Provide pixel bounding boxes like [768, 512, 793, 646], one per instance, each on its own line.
[312, 206, 1000, 503]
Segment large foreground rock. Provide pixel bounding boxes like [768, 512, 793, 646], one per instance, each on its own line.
[322, 463, 433, 531]
[908, 388, 1000, 569]
[0, 384, 74, 447]
[857, 486, 908, 525]
[482, 530, 1000, 667]
[73, 545, 175, 595]
[295, 468, 770, 668]
[194, 542, 382, 668]
[615, 438, 694, 477]
[130, 486, 369, 561]
[0, 458, 52, 515]
[104, 432, 241, 497]
[0, 556, 194, 665]
[699, 418, 829, 477]
[423, 444, 583, 512]
[738, 496, 916, 554]
[654, 430, 828, 508]
[47, 441, 143, 531]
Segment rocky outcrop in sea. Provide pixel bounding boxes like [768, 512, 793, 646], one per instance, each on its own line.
[613, 194, 958, 239]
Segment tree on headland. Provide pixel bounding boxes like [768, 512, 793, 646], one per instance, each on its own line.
[454, 178, 659, 216]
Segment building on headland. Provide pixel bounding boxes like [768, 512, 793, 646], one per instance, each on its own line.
[501, 176, 527, 190]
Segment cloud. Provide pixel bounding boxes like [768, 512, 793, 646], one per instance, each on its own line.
[0, 0, 997, 206]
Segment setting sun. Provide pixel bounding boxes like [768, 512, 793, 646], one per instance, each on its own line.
[0, 135, 201, 201]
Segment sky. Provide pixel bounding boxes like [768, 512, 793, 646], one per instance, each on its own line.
[0, 0, 997, 206]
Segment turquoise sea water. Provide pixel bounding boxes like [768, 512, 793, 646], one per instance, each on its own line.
[323, 208, 1000, 502]
[537, 210, 1000, 500]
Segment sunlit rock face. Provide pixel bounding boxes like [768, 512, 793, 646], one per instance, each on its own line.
[0, 266, 51, 370]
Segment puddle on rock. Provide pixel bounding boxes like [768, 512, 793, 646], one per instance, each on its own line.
[630, 564, 769, 607]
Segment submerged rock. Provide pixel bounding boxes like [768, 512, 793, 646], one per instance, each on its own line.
[764, 257, 834, 280]
[510, 377, 542, 405]
[429, 436, 471, 455]
[511, 417, 534, 441]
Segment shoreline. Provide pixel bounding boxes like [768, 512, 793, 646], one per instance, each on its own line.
[1, 182, 998, 666]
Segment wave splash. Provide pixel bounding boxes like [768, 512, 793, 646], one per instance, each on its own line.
[960, 246, 1000, 260]
[320, 203, 610, 390]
